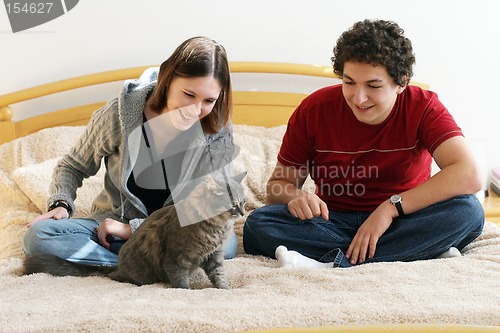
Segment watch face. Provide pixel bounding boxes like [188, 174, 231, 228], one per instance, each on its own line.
[390, 194, 401, 203]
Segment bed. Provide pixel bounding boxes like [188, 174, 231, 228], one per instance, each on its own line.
[0, 62, 499, 333]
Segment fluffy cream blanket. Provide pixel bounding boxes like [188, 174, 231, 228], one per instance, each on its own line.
[1, 125, 499, 333]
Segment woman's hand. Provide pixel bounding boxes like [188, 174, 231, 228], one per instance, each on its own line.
[346, 201, 396, 265]
[96, 218, 132, 249]
[27, 207, 69, 228]
[287, 191, 329, 221]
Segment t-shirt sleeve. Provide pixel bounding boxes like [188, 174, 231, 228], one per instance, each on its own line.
[277, 102, 314, 167]
[419, 94, 463, 155]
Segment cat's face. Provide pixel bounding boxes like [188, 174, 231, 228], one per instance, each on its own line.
[174, 172, 247, 227]
[205, 172, 246, 217]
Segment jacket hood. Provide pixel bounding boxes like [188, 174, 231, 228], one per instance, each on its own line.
[119, 67, 159, 129]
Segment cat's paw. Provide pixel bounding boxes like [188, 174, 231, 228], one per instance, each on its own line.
[214, 282, 230, 289]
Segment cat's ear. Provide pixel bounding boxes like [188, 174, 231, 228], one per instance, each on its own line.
[206, 175, 223, 191]
[232, 172, 247, 184]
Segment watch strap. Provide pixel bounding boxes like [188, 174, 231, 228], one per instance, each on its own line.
[390, 195, 405, 217]
[394, 201, 404, 217]
[48, 200, 72, 215]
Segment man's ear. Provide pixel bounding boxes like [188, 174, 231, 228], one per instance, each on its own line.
[398, 75, 409, 94]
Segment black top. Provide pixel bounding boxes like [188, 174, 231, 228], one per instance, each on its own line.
[127, 168, 170, 215]
[127, 114, 171, 215]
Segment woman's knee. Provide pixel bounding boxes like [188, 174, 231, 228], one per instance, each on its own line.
[223, 230, 238, 259]
[23, 219, 53, 255]
[23, 218, 78, 255]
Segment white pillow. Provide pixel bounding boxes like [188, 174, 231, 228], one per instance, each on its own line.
[11, 158, 105, 217]
[232, 124, 315, 209]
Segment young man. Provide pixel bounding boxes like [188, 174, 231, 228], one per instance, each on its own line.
[243, 19, 484, 268]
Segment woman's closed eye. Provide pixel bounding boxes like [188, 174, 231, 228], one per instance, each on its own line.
[183, 91, 216, 104]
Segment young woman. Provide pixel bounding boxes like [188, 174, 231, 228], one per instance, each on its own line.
[24, 36, 242, 265]
[243, 19, 484, 268]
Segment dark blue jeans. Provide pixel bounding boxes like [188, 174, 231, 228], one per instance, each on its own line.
[243, 195, 484, 267]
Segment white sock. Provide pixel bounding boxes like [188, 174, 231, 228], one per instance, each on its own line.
[275, 245, 332, 268]
[437, 247, 462, 259]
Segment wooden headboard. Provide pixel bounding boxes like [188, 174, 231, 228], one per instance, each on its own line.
[0, 62, 429, 145]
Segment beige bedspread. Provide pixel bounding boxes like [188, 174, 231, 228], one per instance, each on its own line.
[0, 125, 499, 333]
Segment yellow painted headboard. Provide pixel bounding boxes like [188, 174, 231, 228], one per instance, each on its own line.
[0, 62, 429, 145]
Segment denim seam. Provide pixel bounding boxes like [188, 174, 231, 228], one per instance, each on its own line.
[315, 222, 349, 244]
[332, 250, 344, 268]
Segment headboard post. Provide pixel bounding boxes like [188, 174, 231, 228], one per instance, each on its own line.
[0, 123, 16, 145]
[0, 106, 15, 144]
[0, 105, 13, 120]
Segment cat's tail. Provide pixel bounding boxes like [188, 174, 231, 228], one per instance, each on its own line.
[23, 254, 115, 277]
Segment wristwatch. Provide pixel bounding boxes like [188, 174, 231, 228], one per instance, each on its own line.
[48, 200, 72, 215]
[389, 194, 404, 217]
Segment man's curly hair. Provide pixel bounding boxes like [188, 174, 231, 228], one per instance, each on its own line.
[331, 19, 415, 87]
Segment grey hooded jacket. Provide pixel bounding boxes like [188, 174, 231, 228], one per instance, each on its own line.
[48, 68, 239, 232]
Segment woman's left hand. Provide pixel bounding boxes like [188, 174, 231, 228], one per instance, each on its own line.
[96, 218, 131, 249]
[346, 201, 396, 265]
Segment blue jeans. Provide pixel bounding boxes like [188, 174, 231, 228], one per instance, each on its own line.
[24, 218, 239, 265]
[243, 195, 484, 267]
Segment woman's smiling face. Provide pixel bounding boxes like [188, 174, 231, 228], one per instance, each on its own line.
[342, 61, 405, 125]
[164, 75, 221, 131]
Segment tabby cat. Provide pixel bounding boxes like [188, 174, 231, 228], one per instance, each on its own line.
[23, 172, 246, 289]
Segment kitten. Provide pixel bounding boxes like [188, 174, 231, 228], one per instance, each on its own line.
[23, 172, 246, 289]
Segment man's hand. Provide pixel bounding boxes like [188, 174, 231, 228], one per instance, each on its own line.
[287, 191, 329, 221]
[346, 201, 396, 265]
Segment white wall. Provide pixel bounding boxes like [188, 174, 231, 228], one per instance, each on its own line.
[1, 0, 499, 187]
